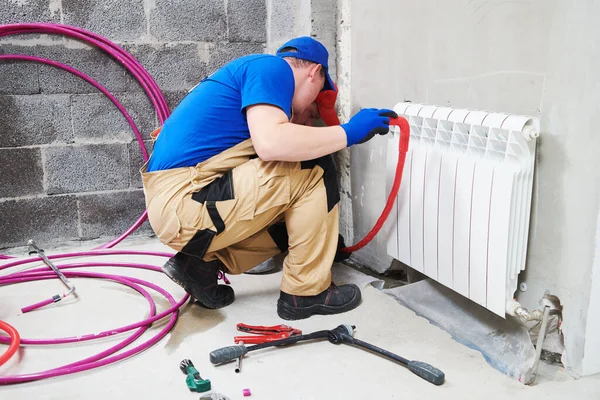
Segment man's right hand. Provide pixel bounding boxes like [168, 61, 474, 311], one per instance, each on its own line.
[341, 108, 398, 146]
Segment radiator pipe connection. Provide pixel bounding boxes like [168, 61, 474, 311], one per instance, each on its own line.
[529, 306, 551, 384]
[506, 299, 554, 385]
[506, 300, 544, 323]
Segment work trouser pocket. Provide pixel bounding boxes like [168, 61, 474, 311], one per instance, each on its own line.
[148, 209, 181, 245]
[189, 170, 236, 234]
[300, 155, 340, 212]
[253, 160, 293, 216]
[166, 172, 238, 259]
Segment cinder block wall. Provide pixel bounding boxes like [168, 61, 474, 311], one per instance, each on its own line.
[0, 0, 267, 250]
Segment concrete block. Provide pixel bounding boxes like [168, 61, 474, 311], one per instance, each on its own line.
[63, 0, 146, 42]
[37, 44, 135, 94]
[72, 92, 156, 143]
[0, 195, 79, 249]
[310, 0, 337, 79]
[124, 43, 207, 92]
[78, 189, 151, 239]
[267, 0, 297, 52]
[149, 0, 226, 42]
[0, 0, 60, 24]
[0, 148, 44, 198]
[44, 143, 129, 194]
[128, 139, 154, 188]
[0, 94, 72, 147]
[0, 45, 40, 94]
[207, 42, 266, 74]
[228, 0, 267, 42]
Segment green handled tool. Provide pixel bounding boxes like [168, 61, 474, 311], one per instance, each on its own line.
[180, 359, 211, 392]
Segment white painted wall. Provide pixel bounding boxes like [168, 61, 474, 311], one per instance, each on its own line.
[342, 0, 600, 376]
[583, 211, 600, 375]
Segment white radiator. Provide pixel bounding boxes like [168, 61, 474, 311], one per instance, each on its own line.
[385, 102, 539, 317]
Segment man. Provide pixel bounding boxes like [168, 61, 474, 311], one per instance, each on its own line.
[141, 36, 397, 320]
[244, 83, 340, 275]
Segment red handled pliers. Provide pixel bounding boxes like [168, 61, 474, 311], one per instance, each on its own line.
[234, 323, 302, 344]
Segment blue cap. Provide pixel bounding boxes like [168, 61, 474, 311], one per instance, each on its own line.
[276, 36, 335, 92]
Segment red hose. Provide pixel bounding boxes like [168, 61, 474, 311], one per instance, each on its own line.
[341, 116, 410, 253]
[0, 320, 20, 367]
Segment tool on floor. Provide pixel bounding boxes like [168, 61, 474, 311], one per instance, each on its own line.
[234, 341, 243, 373]
[20, 240, 77, 313]
[234, 323, 302, 344]
[234, 356, 242, 373]
[233, 323, 301, 373]
[199, 394, 230, 400]
[180, 359, 211, 392]
[210, 324, 445, 386]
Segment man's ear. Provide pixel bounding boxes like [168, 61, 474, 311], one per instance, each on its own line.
[309, 63, 322, 81]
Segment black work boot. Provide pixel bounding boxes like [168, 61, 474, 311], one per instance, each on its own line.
[277, 283, 361, 320]
[162, 252, 234, 309]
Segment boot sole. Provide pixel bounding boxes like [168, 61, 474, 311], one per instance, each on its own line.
[162, 260, 234, 309]
[276, 288, 362, 320]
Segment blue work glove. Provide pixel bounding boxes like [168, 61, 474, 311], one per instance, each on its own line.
[341, 108, 398, 146]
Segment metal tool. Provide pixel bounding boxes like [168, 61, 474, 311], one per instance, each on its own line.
[234, 340, 243, 373]
[234, 354, 242, 373]
[180, 359, 211, 393]
[232, 323, 301, 373]
[21, 240, 77, 313]
[210, 324, 445, 386]
[199, 393, 230, 400]
[234, 323, 302, 344]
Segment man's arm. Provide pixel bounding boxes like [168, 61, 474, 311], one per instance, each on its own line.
[246, 104, 347, 162]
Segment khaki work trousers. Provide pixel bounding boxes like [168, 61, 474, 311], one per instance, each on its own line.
[141, 137, 340, 295]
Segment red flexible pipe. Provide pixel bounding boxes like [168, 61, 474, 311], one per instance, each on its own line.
[341, 116, 410, 253]
[0, 320, 20, 367]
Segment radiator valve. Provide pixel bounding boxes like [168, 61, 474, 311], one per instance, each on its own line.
[506, 300, 543, 322]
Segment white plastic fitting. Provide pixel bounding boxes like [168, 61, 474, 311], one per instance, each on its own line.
[522, 125, 540, 141]
[502, 116, 540, 141]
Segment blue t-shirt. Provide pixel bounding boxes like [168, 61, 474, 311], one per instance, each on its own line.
[146, 54, 295, 172]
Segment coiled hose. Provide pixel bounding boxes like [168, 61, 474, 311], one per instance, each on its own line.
[0, 23, 180, 383]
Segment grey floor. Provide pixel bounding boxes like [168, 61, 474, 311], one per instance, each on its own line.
[1, 238, 599, 399]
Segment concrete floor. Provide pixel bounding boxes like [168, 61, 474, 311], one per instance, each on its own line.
[1, 238, 599, 399]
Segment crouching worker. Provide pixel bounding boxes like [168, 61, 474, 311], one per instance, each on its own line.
[140, 36, 397, 320]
